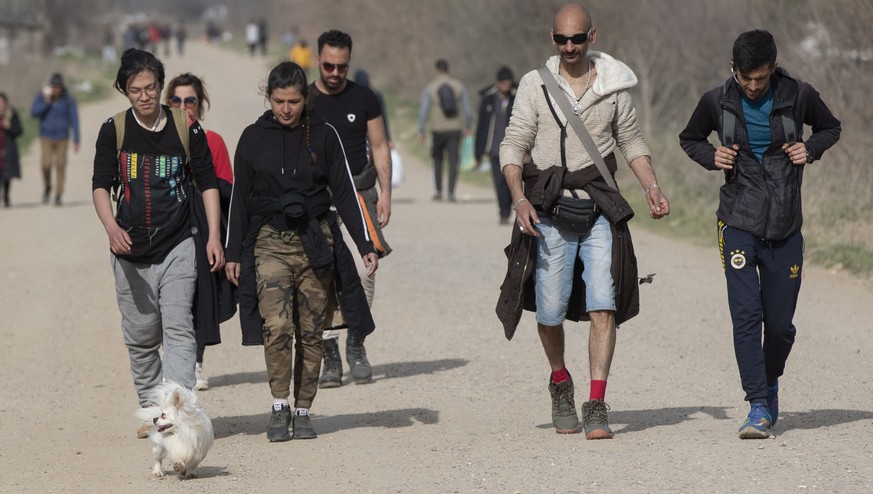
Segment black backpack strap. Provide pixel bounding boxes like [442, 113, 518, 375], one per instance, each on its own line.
[780, 111, 797, 145]
[721, 79, 736, 148]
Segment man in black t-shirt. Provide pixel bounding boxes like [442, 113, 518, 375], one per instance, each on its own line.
[309, 29, 392, 389]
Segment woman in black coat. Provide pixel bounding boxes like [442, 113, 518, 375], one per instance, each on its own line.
[0, 92, 23, 207]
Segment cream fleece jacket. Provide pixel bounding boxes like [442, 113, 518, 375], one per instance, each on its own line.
[499, 51, 650, 176]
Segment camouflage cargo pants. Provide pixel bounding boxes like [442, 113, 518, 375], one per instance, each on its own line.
[255, 223, 334, 408]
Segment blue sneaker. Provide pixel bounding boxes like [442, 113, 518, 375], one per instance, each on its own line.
[767, 382, 779, 426]
[738, 403, 772, 439]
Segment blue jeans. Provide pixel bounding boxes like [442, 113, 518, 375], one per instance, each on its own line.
[535, 215, 615, 326]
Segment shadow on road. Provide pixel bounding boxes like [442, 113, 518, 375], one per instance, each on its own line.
[374, 358, 469, 379]
[207, 358, 468, 389]
[212, 407, 439, 438]
[535, 406, 873, 435]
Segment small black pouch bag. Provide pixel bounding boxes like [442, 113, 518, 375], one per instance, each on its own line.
[548, 192, 599, 235]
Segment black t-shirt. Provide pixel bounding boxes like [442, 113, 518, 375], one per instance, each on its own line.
[92, 107, 218, 264]
[308, 80, 382, 176]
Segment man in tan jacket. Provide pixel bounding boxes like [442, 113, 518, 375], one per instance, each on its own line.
[500, 3, 670, 439]
[417, 59, 472, 202]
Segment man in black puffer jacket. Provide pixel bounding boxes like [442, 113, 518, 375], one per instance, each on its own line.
[679, 30, 841, 440]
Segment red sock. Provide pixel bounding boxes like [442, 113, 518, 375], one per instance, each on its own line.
[551, 367, 570, 384]
[590, 380, 607, 401]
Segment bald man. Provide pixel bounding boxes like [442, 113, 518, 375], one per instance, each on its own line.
[497, 3, 669, 439]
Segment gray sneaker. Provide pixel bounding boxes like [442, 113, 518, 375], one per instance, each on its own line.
[292, 412, 317, 439]
[346, 336, 373, 384]
[266, 404, 292, 442]
[319, 338, 343, 388]
[581, 400, 614, 440]
[548, 376, 579, 434]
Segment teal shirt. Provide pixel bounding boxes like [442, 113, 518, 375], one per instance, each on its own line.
[742, 87, 773, 163]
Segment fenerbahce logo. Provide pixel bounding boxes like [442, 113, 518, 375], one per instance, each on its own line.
[730, 250, 746, 269]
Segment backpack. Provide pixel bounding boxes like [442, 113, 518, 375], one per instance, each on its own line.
[111, 107, 191, 202]
[437, 82, 458, 118]
[721, 78, 796, 148]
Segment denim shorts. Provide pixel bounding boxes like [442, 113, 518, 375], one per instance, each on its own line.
[534, 214, 615, 325]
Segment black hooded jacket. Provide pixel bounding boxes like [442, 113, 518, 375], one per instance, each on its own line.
[226, 110, 376, 345]
[679, 68, 841, 240]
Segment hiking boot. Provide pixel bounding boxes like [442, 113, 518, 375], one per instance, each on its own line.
[136, 420, 152, 439]
[292, 411, 317, 440]
[548, 375, 579, 434]
[266, 403, 292, 442]
[767, 382, 779, 426]
[581, 400, 614, 439]
[319, 338, 343, 388]
[346, 335, 373, 384]
[194, 362, 209, 391]
[738, 403, 772, 439]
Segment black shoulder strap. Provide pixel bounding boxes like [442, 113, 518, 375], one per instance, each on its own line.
[721, 80, 736, 148]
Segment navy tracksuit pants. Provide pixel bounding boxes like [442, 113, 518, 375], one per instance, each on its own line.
[718, 221, 802, 403]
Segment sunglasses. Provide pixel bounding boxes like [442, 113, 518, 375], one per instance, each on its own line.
[169, 95, 198, 108]
[552, 29, 592, 45]
[322, 62, 349, 73]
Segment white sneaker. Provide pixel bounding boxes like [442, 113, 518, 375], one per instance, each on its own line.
[194, 363, 209, 391]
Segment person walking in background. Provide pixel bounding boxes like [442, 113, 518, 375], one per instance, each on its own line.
[91, 48, 224, 438]
[258, 18, 269, 56]
[290, 39, 313, 73]
[166, 73, 237, 391]
[679, 30, 841, 439]
[496, 3, 670, 440]
[309, 29, 392, 389]
[175, 24, 187, 56]
[224, 61, 378, 441]
[102, 25, 117, 64]
[0, 92, 23, 208]
[246, 19, 259, 57]
[31, 72, 80, 206]
[475, 66, 516, 224]
[417, 59, 472, 202]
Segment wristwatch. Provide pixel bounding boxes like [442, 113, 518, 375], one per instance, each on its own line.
[805, 147, 815, 164]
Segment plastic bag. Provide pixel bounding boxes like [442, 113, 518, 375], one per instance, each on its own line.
[391, 148, 404, 188]
[460, 135, 475, 172]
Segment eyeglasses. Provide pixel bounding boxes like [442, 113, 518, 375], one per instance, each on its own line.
[322, 62, 349, 73]
[552, 29, 592, 46]
[127, 85, 160, 98]
[169, 95, 198, 108]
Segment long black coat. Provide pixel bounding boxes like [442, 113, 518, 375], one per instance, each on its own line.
[1, 108, 23, 180]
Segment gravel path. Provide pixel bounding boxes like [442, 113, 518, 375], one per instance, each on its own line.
[2, 41, 871, 493]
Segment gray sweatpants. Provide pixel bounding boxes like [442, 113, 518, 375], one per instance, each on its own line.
[112, 237, 197, 406]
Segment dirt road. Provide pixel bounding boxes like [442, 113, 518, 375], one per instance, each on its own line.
[1, 41, 871, 493]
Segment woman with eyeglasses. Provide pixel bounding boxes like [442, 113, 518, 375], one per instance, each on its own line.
[165, 73, 235, 392]
[224, 61, 378, 442]
[91, 48, 224, 438]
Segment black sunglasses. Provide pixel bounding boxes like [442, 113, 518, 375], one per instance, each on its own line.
[552, 30, 592, 45]
[169, 95, 198, 107]
[322, 62, 349, 73]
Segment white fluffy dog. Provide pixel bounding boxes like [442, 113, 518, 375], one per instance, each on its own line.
[135, 382, 214, 479]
